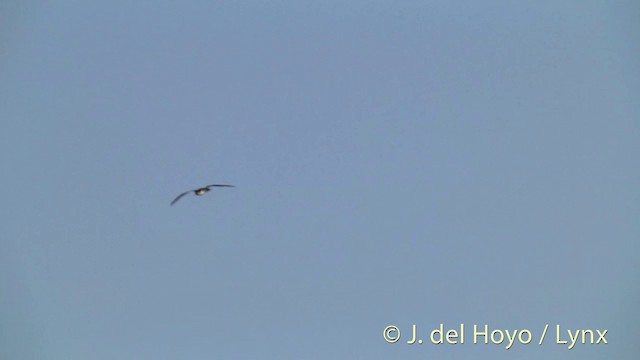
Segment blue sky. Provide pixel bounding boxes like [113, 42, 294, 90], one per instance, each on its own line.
[1, 1, 638, 359]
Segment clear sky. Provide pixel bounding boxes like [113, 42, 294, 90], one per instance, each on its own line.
[1, 1, 638, 359]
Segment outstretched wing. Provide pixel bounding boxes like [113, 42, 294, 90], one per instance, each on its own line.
[206, 184, 235, 188]
[170, 191, 191, 206]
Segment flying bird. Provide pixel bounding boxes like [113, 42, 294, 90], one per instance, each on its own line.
[170, 184, 235, 206]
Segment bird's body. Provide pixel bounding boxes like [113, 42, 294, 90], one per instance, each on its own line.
[171, 184, 234, 205]
[194, 187, 210, 196]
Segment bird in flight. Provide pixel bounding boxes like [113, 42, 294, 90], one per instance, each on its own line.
[170, 184, 235, 206]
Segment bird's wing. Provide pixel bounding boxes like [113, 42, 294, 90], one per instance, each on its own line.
[170, 191, 191, 206]
[206, 184, 235, 188]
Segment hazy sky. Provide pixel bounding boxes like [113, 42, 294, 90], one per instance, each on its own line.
[1, 1, 638, 359]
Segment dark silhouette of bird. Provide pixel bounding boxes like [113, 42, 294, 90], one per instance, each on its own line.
[170, 184, 235, 206]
